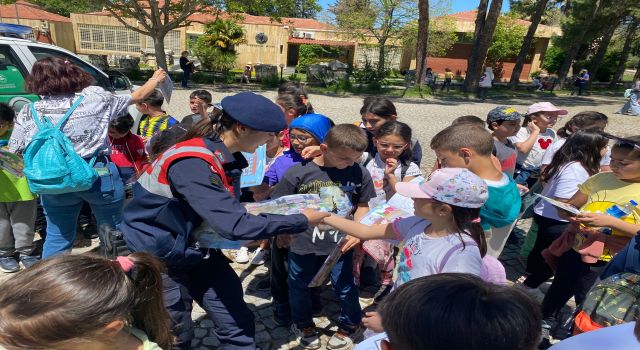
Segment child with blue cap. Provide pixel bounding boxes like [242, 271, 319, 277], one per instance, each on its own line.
[251, 113, 334, 326]
[121, 91, 330, 350]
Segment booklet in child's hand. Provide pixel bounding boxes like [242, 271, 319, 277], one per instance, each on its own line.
[534, 194, 581, 215]
[0, 149, 24, 177]
[308, 237, 346, 287]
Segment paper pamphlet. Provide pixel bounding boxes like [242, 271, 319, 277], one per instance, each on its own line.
[158, 75, 174, 103]
[353, 332, 389, 350]
[534, 194, 581, 215]
[240, 145, 267, 188]
[0, 149, 24, 177]
[193, 190, 353, 249]
[359, 202, 412, 264]
[308, 237, 346, 287]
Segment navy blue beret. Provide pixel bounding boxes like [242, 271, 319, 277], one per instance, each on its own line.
[220, 92, 286, 132]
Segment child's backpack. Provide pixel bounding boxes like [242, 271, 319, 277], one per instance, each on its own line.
[574, 272, 640, 335]
[22, 96, 99, 195]
[438, 240, 507, 285]
[624, 89, 632, 98]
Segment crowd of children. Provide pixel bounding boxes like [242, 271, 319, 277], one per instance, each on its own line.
[0, 74, 639, 350]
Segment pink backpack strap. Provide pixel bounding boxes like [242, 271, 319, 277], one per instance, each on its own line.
[437, 240, 478, 273]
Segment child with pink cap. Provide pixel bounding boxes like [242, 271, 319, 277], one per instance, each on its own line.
[509, 102, 568, 187]
[323, 168, 494, 333]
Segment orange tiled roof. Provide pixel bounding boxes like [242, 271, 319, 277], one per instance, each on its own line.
[287, 37, 354, 46]
[447, 10, 550, 30]
[0, 0, 71, 23]
[85, 8, 334, 31]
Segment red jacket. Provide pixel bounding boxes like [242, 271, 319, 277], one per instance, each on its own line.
[109, 132, 149, 174]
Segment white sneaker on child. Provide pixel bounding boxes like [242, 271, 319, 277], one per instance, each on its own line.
[250, 247, 266, 265]
[235, 247, 250, 264]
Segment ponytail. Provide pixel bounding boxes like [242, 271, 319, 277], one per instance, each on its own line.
[126, 253, 172, 349]
[451, 206, 487, 257]
[0, 253, 172, 350]
[556, 111, 608, 138]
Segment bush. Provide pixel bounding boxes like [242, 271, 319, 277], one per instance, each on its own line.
[352, 61, 387, 85]
[296, 44, 343, 73]
[260, 74, 281, 88]
[287, 73, 301, 82]
[193, 45, 237, 72]
[541, 45, 566, 74]
[530, 69, 542, 79]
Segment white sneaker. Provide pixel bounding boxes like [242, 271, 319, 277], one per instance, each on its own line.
[235, 247, 250, 264]
[250, 247, 267, 265]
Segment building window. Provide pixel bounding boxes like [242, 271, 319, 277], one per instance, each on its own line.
[77, 24, 140, 53]
[144, 30, 181, 54]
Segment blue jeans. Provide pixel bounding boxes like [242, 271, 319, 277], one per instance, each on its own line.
[514, 164, 540, 188]
[40, 161, 124, 258]
[288, 250, 361, 331]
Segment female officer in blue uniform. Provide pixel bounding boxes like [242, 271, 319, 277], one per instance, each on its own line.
[121, 92, 329, 349]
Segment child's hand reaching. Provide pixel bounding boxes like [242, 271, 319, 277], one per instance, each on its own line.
[301, 146, 322, 159]
[362, 311, 384, 333]
[302, 208, 331, 226]
[341, 235, 360, 253]
[575, 212, 619, 228]
[384, 158, 399, 176]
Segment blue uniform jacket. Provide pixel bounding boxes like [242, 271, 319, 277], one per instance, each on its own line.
[121, 136, 308, 268]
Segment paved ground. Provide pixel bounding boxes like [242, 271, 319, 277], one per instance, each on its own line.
[0, 89, 633, 348]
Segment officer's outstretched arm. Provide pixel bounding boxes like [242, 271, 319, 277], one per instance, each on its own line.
[168, 157, 308, 240]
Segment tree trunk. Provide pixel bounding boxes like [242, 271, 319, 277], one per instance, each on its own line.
[463, 0, 489, 92]
[153, 34, 168, 71]
[415, 0, 429, 86]
[609, 17, 639, 88]
[464, 0, 503, 92]
[509, 0, 548, 89]
[556, 0, 601, 89]
[588, 21, 618, 88]
[377, 41, 386, 78]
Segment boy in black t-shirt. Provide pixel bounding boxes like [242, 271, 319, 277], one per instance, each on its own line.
[272, 124, 375, 350]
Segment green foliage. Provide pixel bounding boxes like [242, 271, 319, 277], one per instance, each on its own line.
[508, 0, 565, 26]
[0, 0, 102, 17]
[352, 60, 387, 85]
[260, 74, 281, 88]
[530, 69, 542, 78]
[296, 44, 342, 73]
[541, 44, 566, 73]
[574, 51, 622, 82]
[193, 19, 245, 72]
[487, 16, 527, 62]
[287, 73, 302, 82]
[403, 16, 458, 57]
[225, 0, 321, 18]
[485, 16, 527, 79]
[199, 19, 246, 52]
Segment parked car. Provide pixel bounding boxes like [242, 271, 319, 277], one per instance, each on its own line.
[0, 33, 138, 116]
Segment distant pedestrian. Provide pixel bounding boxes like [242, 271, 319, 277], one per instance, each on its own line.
[616, 77, 640, 116]
[571, 69, 589, 96]
[242, 64, 252, 83]
[478, 66, 494, 100]
[179, 51, 194, 88]
[441, 67, 453, 92]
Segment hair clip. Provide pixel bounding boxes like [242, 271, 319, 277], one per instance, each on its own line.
[116, 256, 134, 273]
[471, 217, 481, 223]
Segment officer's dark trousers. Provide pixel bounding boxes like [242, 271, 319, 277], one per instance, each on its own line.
[163, 251, 256, 349]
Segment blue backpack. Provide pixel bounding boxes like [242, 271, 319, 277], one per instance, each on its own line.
[23, 96, 99, 194]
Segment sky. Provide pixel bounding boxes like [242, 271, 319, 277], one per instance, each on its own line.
[317, 0, 511, 14]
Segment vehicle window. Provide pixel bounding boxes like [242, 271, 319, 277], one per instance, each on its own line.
[28, 46, 112, 90]
[0, 44, 28, 94]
